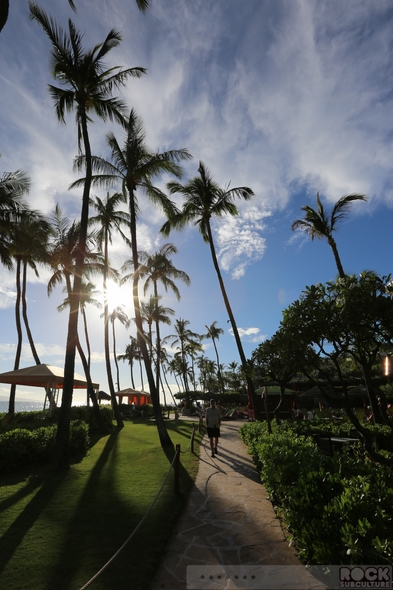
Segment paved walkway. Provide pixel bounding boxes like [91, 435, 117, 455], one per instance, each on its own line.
[149, 421, 326, 590]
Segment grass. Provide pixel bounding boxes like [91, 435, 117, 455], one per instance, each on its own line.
[0, 419, 203, 590]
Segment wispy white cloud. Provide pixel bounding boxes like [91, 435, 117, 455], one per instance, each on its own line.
[228, 326, 266, 344]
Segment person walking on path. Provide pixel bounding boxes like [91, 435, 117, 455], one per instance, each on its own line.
[205, 398, 221, 457]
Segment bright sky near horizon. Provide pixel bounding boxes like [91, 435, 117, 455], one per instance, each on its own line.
[1, 0, 393, 405]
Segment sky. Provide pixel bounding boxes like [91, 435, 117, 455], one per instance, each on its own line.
[1, 0, 393, 406]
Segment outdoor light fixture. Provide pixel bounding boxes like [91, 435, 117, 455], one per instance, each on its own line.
[380, 352, 392, 377]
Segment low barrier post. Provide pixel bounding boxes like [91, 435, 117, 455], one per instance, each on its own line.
[174, 444, 180, 494]
[191, 423, 195, 453]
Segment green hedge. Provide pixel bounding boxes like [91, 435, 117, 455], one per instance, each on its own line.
[0, 405, 114, 434]
[240, 421, 393, 565]
[0, 420, 90, 473]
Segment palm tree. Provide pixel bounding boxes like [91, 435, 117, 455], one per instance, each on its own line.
[47, 206, 108, 433]
[204, 321, 225, 394]
[161, 161, 260, 417]
[137, 243, 190, 394]
[291, 192, 367, 279]
[58, 280, 102, 373]
[8, 209, 52, 413]
[0, 169, 30, 269]
[30, 3, 146, 467]
[109, 306, 130, 391]
[72, 108, 191, 451]
[89, 191, 129, 425]
[165, 318, 201, 399]
[117, 336, 141, 389]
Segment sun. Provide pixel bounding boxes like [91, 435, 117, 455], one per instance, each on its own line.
[105, 280, 130, 311]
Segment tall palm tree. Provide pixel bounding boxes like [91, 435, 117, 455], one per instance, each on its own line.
[165, 318, 201, 399]
[89, 191, 129, 425]
[30, 3, 146, 467]
[8, 209, 52, 413]
[161, 161, 260, 417]
[109, 305, 130, 391]
[291, 192, 367, 279]
[72, 108, 191, 451]
[47, 206, 108, 433]
[204, 321, 225, 394]
[137, 243, 190, 394]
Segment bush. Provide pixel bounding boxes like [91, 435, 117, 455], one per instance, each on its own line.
[240, 421, 393, 565]
[0, 420, 90, 473]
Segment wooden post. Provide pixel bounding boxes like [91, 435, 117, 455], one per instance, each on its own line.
[174, 444, 180, 494]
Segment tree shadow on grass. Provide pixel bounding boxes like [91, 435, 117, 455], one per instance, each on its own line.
[0, 468, 68, 576]
[43, 427, 134, 590]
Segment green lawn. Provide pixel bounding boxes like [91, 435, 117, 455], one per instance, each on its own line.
[0, 419, 203, 590]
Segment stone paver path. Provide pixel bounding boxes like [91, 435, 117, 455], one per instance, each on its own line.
[149, 421, 326, 590]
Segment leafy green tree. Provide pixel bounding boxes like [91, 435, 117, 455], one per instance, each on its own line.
[72, 108, 191, 451]
[161, 161, 260, 417]
[291, 192, 367, 279]
[30, 3, 145, 467]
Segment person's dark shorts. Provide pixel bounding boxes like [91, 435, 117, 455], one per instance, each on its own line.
[207, 426, 220, 438]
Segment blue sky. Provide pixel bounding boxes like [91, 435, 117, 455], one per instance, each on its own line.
[1, 0, 393, 405]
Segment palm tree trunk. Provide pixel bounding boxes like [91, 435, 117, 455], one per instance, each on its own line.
[9, 258, 22, 414]
[22, 261, 40, 364]
[76, 336, 109, 434]
[206, 221, 261, 420]
[54, 110, 95, 469]
[112, 319, 121, 391]
[328, 237, 346, 279]
[129, 191, 173, 450]
[212, 337, 224, 394]
[81, 307, 91, 371]
[103, 238, 122, 426]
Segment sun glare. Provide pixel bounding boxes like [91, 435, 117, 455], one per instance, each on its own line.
[105, 280, 130, 311]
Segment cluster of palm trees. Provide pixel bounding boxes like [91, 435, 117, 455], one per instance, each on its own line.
[0, 3, 260, 468]
[2, 0, 371, 472]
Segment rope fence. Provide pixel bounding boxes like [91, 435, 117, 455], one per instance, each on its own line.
[79, 421, 199, 590]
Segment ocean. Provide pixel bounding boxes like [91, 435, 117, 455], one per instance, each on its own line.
[0, 399, 45, 413]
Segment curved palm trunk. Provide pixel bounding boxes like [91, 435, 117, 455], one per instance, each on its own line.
[0, 0, 8, 33]
[22, 261, 40, 364]
[153, 282, 161, 398]
[103, 238, 122, 425]
[206, 221, 261, 421]
[327, 236, 345, 279]
[112, 319, 121, 391]
[81, 307, 91, 371]
[129, 191, 173, 451]
[9, 258, 22, 414]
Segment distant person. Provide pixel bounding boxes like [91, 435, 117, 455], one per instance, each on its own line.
[205, 399, 221, 457]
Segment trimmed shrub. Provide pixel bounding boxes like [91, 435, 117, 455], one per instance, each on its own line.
[0, 420, 90, 473]
[240, 421, 393, 565]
